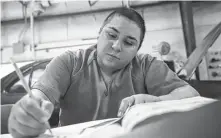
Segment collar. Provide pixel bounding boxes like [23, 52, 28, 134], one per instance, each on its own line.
[87, 45, 97, 65]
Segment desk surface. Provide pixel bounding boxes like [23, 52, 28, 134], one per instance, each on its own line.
[1, 118, 125, 138]
[1, 96, 217, 138]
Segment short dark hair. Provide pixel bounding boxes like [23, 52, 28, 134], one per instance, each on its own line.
[99, 7, 146, 49]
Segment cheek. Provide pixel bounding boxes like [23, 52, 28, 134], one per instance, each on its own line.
[98, 41, 112, 52]
[121, 50, 137, 61]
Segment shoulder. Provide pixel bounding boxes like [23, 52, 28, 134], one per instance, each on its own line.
[60, 45, 95, 60]
[51, 45, 96, 73]
[132, 53, 173, 77]
[132, 53, 155, 71]
[130, 53, 155, 80]
[136, 53, 154, 62]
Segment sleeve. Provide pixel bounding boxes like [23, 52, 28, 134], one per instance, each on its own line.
[144, 57, 188, 96]
[32, 51, 76, 104]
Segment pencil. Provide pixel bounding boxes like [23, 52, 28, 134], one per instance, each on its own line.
[10, 58, 53, 135]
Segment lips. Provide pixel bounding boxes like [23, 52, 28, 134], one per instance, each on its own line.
[107, 53, 120, 60]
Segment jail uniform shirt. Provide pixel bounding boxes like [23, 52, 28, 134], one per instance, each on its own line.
[32, 45, 188, 126]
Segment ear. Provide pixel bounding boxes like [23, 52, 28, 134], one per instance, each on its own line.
[98, 27, 102, 34]
[97, 31, 101, 39]
[97, 27, 103, 39]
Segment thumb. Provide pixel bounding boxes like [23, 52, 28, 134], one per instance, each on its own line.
[118, 96, 134, 117]
[40, 100, 54, 121]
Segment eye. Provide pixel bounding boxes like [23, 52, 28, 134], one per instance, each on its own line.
[107, 32, 117, 39]
[124, 40, 134, 46]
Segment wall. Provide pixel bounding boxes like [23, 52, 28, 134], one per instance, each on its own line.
[1, 1, 221, 79]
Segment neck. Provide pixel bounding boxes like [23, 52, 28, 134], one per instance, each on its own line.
[100, 64, 115, 77]
[97, 58, 116, 77]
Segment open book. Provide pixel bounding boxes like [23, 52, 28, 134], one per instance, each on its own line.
[1, 96, 217, 138]
[46, 96, 217, 138]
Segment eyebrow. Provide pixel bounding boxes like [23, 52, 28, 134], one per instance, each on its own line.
[108, 27, 119, 33]
[108, 27, 138, 42]
[127, 36, 138, 42]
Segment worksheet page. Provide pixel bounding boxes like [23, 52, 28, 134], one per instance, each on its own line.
[1, 96, 216, 138]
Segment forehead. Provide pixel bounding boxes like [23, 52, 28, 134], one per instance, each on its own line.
[104, 15, 141, 39]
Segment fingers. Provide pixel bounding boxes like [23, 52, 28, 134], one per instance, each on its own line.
[8, 95, 51, 137]
[16, 102, 46, 129]
[133, 94, 160, 104]
[118, 94, 160, 117]
[8, 127, 25, 138]
[8, 113, 46, 137]
[41, 100, 54, 116]
[134, 96, 146, 105]
[118, 96, 135, 117]
[20, 95, 52, 123]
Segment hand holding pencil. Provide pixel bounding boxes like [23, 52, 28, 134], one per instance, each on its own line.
[8, 58, 54, 138]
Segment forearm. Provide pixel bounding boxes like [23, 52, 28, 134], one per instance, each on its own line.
[158, 85, 200, 101]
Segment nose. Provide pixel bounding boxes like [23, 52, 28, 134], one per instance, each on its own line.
[112, 40, 122, 52]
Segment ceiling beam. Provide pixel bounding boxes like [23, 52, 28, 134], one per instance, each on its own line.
[1, 1, 174, 24]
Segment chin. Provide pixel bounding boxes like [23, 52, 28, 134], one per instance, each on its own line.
[103, 59, 118, 68]
[103, 60, 116, 66]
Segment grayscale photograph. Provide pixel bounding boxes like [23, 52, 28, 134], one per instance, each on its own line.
[1, 0, 221, 138]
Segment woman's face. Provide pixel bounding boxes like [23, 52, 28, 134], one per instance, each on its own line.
[97, 15, 141, 71]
